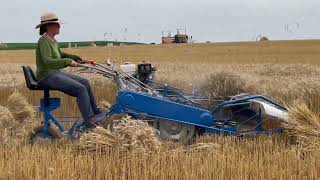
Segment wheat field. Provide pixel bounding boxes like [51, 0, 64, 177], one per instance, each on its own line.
[1, 40, 320, 179]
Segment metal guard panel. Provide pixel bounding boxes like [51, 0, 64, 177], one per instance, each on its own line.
[117, 90, 213, 126]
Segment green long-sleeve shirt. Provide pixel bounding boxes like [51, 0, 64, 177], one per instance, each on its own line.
[36, 35, 82, 80]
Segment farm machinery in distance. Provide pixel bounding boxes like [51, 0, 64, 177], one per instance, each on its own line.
[22, 61, 288, 143]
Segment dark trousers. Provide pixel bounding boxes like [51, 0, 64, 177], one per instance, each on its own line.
[39, 72, 100, 122]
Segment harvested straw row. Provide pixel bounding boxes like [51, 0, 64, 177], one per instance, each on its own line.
[0, 105, 20, 145]
[282, 85, 320, 151]
[79, 117, 162, 153]
[284, 100, 320, 151]
[79, 116, 223, 154]
[0, 105, 15, 129]
[7, 91, 35, 123]
[0, 92, 35, 145]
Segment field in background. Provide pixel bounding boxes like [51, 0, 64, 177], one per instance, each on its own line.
[2, 39, 320, 63]
[1, 41, 320, 179]
[0, 41, 141, 50]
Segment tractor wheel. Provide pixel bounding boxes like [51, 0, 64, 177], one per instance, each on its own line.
[153, 120, 196, 144]
[29, 125, 61, 144]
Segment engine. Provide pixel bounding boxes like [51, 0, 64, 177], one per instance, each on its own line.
[120, 62, 156, 84]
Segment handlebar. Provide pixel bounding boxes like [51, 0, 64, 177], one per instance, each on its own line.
[74, 62, 157, 94]
[76, 63, 116, 77]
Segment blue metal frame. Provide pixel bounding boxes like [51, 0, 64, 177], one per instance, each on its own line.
[106, 90, 287, 135]
[38, 98, 64, 137]
[36, 89, 287, 139]
[38, 98, 84, 139]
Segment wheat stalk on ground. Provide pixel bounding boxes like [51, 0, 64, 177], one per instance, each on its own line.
[79, 116, 162, 153]
[285, 100, 320, 151]
[7, 91, 34, 123]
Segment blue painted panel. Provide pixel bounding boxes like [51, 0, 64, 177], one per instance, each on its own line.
[117, 90, 213, 126]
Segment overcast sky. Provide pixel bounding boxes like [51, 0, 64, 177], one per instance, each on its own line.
[0, 0, 319, 43]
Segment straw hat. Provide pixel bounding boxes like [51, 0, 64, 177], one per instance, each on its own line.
[35, 13, 61, 29]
